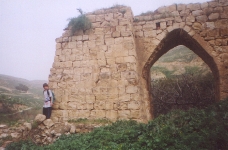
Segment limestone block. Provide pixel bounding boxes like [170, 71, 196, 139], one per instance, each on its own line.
[67, 42, 75, 49]
[128, 101, 140, 110]
[56, 43, 61, 49]
[105, 102, 114, 110]
[86, 15, 96, 23]
[175, 16, 182, 23]
[201, 2, 208, 9]
[77, 102, 87, 110]
[106, 110, 117, 120]
[93, 110, 106, 118]
[112, 31, 121, 38]
[196, 15, 208, 23]
[208, 13, 219, 20]
[121, 31, 132, 37]
[186, 3, 200, 11]
[171, 11, 179, 17]
[83, 35, 89, 40]
[52, 110, 63, 118]
[67, 102, 77, 109]
[115, 37, 124, 44]
[215, 19, 228, 29]
[205, 22, 215, 29]
[94, 101, 105, 109]
[118, 110, 130, 119]
[157, 6, 166, 13]
[192, 22, 202, 30]
[144, 30, 157, 37]
[130, 110, 140, 119]
[183, 25, 191, 32]
[156, 31, 167, 41]
[180, 9, 190, 17]
[126, 86, 138, 94]
[35, 114, 46, 123]
[96, 14, 105, 22]
[119, 93, 131, 102]
[192, 10, 203, 16]
[177, 4, 186, 11]
[24, 122, 32, 130]
[167, 4, 176, 12]
[118, 102, 128, 110]
[77, 110, 90, 118]
[43, 119, 54, 128]
[208, 1, 218, 7]
[105, 13, 113, 21]
[116, 26, 126, 32]
[123, 41, 134, 50]
[135, 31, 144, 37]
[186, 15, 195, 22]
[123, 56, 136, 63]
[86, 103, 94, 110]
[94, 28, 104, 35]
[68, 110, 78, 118]
[143, 23, 156, 30]
[207, 29, 219, 37]
[55, 49, 62, 56]
[105, 38, 115, 45]
[56, 37, 63, 43]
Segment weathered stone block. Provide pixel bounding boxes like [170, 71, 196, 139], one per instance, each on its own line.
[106, 110, 117, 120]
[118, 110, 130, 119]
[126, 86, 138, 94]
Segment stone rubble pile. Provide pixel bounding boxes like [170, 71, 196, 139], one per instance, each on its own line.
[0, 114, 100, 148]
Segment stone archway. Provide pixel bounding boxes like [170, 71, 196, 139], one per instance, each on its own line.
[142, 28, 220, 118]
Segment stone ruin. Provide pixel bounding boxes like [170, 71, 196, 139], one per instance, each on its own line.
[48, 0, 228, 123]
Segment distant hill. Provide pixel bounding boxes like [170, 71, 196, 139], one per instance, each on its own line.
[0, 74, 47, 98]
[0, 74, 47, 114]
[151, 45, 211, 80]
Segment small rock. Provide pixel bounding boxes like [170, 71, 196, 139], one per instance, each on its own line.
[70, 125, 76, 134]
[35, 114, 46, 123]
[10, 132, 20, 139]
[55, 133, 61, 137]
[43, 119, 54, 128]
[0, 133, 8, 138]
[0, 125, 7, 129]
[24, 122, 32, 130]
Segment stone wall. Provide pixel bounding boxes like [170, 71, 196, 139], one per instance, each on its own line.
[49, 0, 228, 122]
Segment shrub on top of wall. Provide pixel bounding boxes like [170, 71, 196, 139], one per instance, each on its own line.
[67, 9, 91, 35]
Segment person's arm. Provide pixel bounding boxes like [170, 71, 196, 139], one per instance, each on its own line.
[49, 90, 53, 105]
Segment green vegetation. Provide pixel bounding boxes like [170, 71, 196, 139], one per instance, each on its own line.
[151, 66, 175, 78]
[6, 99, 228, 150]
[151, 73, 215, 117]
[157, 46, 197, 63]
[67, 9, 91, 35]
[68, 118, 112, 125]
[15, 84, 29, 92]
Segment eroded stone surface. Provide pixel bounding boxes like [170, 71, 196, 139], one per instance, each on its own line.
[49, 0, 228, 123]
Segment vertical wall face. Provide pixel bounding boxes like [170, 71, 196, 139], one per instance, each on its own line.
[49, 0, 228, 123]
[49, 6, 147, 122]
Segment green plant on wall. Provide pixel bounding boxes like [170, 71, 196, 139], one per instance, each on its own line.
[67, 8, 91, 35]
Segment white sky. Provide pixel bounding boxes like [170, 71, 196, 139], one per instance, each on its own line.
[0, 0, 209, 80]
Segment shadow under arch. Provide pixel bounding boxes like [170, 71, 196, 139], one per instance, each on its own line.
[142, 28, 220, 118]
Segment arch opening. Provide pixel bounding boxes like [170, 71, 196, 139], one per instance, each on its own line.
[143, 29, 220, 118]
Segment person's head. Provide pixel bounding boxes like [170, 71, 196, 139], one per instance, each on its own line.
[43, 83, 49, 90]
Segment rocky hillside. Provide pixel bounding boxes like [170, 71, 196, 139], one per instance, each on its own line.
[151, 45, 211, 80]
[0, 74, 46, 124]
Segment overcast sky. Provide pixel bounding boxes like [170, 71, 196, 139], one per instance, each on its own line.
[0, 0, 209, 80]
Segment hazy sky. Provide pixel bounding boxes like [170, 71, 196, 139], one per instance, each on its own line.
[0, 0, 209, 80]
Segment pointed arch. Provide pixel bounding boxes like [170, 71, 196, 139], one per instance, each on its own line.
[142, 29, 220, 117]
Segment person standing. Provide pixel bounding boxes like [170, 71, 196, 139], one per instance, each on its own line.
[42, 83, 53, 119]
